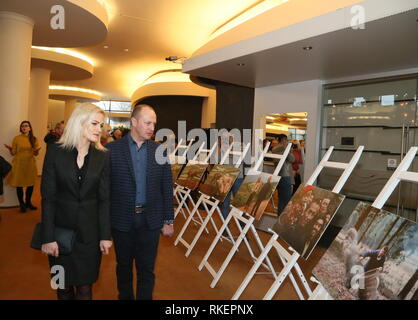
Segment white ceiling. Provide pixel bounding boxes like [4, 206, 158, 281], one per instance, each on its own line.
[183, 4, 418, 88]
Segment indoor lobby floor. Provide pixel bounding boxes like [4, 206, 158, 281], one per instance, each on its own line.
[0, 183, 328, 300]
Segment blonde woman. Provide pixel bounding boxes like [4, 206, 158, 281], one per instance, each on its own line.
[40, 103, 112, 300]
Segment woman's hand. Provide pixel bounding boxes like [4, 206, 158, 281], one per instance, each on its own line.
[33, 147, 41, 156]
[100, 240, 112, 255]
[41, 241, 59, 257]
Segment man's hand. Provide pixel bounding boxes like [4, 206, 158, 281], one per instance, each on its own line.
[100, 240, 113, 255]
[161, 224, 174, 237]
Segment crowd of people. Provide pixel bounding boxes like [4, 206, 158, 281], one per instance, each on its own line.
[1, 103, 173, 300]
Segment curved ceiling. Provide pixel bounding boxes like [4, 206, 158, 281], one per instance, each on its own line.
[5, 0, 415, 101]
[31, 47, 94, 80]
[48, 0, 263, 100]
[0, 0, 108, 47]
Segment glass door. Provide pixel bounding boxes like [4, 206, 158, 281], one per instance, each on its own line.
[319, 75, 418, 225]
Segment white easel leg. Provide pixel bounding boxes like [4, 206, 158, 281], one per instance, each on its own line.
[174, 196, 203, 246]
[231, 234, 277, 300]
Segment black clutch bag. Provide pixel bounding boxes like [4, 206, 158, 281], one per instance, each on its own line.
[30, 222, 75, 255]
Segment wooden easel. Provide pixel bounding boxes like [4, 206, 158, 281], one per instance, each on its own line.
[309, 146, 418, 300]
[174, 142, 251, 257]
[232, 145, 364, 300]
[198, 142, 293, 288]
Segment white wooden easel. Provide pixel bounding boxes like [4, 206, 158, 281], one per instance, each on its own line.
[172, 139, 194, 220]
[198, 142, 293, 288]
[169, 138, 194, 165]
[174, 142, 251, 257]
[232, 145, 364, 300]
[309, 146, 418, 300]
[173, 142, 218, 233]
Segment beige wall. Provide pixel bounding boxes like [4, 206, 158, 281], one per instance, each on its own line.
[254, 79, 323, 182]
[48, 99, 65, 129]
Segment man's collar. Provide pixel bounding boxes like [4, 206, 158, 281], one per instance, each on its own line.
[128, 133, 146, 148]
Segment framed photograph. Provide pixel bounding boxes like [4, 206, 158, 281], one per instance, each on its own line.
[175, 162, 209, 190]
[272, 184, 345, 259]
[313, 202, 418, 300]
[231, 172, 280, 220]
[198, 164, 240, 202]
[171, 163, 185, 183]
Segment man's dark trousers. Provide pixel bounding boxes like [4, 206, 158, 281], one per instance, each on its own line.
[112, 214, 160, 300]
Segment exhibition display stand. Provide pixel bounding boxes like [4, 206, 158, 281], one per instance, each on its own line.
[309, 146, 418, 300]
[232, 145, 364, 300]
[198, 142, 292, 288]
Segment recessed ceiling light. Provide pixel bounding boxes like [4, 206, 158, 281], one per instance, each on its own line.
[237, 63, 245, 67]
[303, 46, 313, 51]
[103, 45, 109, 49]
[124, 48, 129, 52]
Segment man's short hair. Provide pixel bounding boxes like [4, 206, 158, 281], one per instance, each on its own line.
[131, 104, 155, 119]
[277, 134, 288, 142]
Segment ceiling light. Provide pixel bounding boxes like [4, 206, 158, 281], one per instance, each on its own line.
[124, 48, 129, 52]
[266, 116, 276, 120]
[209, 0, 288, 41]
[237, 63, 245, 67]
[49, 85, 102, 96]
[303, 46, 313, 51]
[142, 70, 191, 86]
[32, 46, 94, 66]
[103, 45, 109, 49]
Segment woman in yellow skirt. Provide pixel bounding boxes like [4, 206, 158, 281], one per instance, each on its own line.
[4, 121, 40, 212]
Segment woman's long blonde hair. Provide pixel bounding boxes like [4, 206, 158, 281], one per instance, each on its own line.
[58, 102, 106, 151]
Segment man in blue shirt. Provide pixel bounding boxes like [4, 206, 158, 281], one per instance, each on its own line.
[107, 104, 174, 300]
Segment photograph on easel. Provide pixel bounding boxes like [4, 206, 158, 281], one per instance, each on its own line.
[312, 202, 418, 300]
[171, 163, 185, 183]
[231, 172, 280, 220]
[272, 184, 345, 259]
[198, 164, 240, 202]
[175, 162, 209, 190]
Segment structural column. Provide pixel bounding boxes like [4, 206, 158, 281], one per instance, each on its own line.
[28, 68, 51, 175]
[64, 99, 78, 123]
[0, 11, 34, 207]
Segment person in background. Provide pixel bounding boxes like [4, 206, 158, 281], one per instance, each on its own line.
[4, 121, 40, 213]
[44, 122, 65, 146]
[0, 155, 12, 197]
[272, 134, 295, 216]
[291, 140, 303, 194]
[113, 128, 123, 140]
[100, 123, 113, 146]
[40, 103, 112, 300]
